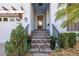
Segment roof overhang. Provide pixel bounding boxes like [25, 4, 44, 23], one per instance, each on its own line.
[0, 11, 24, 13]
[0, 11, 24, 19]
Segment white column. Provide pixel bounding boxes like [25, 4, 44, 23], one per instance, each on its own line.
[30, 4, 35, 31]
[46, 9, 50, 30]
[29, 4, 31, 35]
[49, 4, 53, 35]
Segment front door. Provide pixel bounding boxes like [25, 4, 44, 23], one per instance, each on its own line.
[37, 15, 43, 29]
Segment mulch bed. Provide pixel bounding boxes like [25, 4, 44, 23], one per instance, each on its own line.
[49, 43, 79, 56]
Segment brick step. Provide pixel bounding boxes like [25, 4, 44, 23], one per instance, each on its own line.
[31, 39, 50, 40]
[32, 37, 49, 39]
[31, 45, 50, 48]
[31, 48, 51, 53]
[31, 43, 50, 46]
[32, 33, 48, 35]
[32, 34, 49, 36]
[31, 40, 50, 43]
[32, 52, 48, 56]
[31, 42, 50, 44]
[33, 31, 48, 33]
[33, 32, 48, 34]
[33, 30, 48, 32]
[31, 30, 51, 56]
[32, 35, 49, 37]
[32, 36, 49, 39]
[32, 34, 49, 35]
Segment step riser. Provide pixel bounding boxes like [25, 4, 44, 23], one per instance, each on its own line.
[31, 41, 50, 43]
[31, 46, 50, 48]
[32, 34, 49, 36]
[31, 39, 50, 40]
[32, 37, 49, 39]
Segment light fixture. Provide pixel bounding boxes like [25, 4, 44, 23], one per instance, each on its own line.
[39, 20, 42, 26]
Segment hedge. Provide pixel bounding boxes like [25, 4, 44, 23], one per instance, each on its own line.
[59, 33, 76, 48]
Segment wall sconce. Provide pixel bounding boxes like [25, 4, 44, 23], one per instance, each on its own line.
[48, 23, 49, 26]
[24, 17, 27, 22]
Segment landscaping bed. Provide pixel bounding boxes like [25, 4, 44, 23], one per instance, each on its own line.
[49, 43, 79, 56]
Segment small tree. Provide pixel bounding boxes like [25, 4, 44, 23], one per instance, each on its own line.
[5, 24, 30, 56]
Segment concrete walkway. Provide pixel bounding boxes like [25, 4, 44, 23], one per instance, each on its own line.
[0, 43, 6, 56]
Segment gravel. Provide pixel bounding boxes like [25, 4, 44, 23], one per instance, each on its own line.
[0, 43, 6, 56]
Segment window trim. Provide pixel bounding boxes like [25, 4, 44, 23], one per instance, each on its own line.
[10, 17, 15, 22]
[3, 17, 8, 22]
[0, 18, 2, 22]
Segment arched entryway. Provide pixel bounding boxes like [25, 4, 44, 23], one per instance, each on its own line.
[31, 3, 50, 30]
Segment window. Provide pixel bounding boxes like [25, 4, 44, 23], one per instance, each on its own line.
[10, 17, 14, 21]
[3, 18, 8, 21]
[0, 18, 2, 21]
[38, 3, 43, 6]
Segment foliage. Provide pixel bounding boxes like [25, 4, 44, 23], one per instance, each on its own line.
[49, 36, 57, 50]
[76, 33, 79, 37]
[56, 3, 79, 28]
[27, 35, 32, 49]
[5, 24, 30, 56]
[59, 33, 76, 48]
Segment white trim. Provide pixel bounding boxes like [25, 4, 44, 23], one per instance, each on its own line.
[0, 11, 24, 13]
[36, 14, 45, 29]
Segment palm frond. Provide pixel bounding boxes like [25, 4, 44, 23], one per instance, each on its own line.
[56, 3, 79, 28]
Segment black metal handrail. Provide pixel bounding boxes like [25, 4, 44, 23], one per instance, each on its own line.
[52, 24, 60, 48]
[25, 24, 29, 34]
[52, 24, 59, 38]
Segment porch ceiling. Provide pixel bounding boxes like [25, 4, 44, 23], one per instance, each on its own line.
[32, 3, 50, 14]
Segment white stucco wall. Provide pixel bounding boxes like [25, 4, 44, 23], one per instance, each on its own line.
[0, 3, 31, 43]
[50, 3, 66, 35]
[21, 3, 31, 34]
[0, 17, 20, 43]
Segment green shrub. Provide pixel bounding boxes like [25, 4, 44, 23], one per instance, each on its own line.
[5, 24, 31, 56]
[76, 33, 79, 37]
[59, 33, 76, 48]
[27, 35, 32, 49]
[49, 36, 57, 50]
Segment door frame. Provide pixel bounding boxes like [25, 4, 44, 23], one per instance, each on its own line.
[36, 14, 45, 29]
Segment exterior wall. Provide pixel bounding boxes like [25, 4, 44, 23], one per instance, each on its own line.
[50, 3, 66, 35]
[0, 3, 31, 43]
[30, 4, 35, 31]
[21, 3, 31, 34]
[0, 3, 70, 43]
[0, 17, 19, 43]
